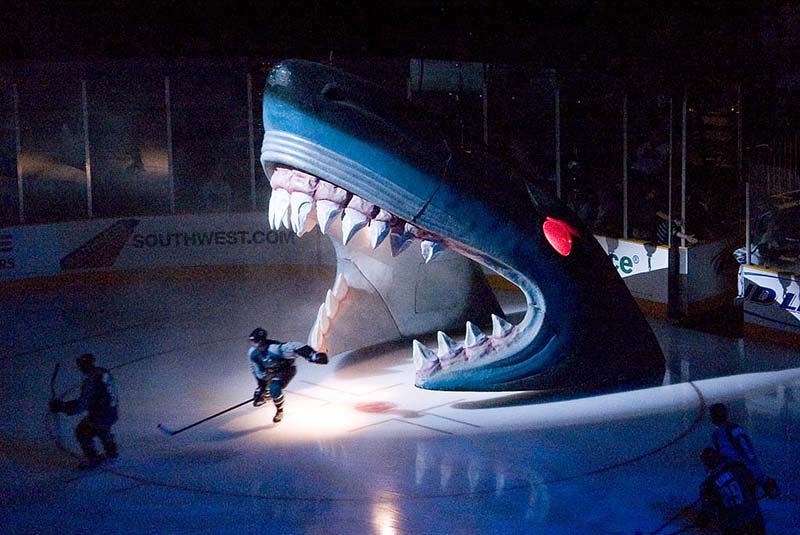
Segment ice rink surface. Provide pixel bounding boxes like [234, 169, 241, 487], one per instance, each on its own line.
[2, 266, 799, 534]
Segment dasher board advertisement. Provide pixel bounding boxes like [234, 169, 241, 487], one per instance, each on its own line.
[0, 212, 332, 281]
[740, 265, 800, 332]
[594, 235, 669, 304]
[594, 236, 669, 278]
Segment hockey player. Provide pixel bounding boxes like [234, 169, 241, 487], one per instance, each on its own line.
[49, 353, 119, 469]
[696, 447, 766, 535]
[248, 327, 328, 423]
[709, 402, 779, 498]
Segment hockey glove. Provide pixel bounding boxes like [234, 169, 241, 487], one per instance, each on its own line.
[49, 399, 64, 413]
[294, 345, 315, 359]
[309, 352, 328, 365]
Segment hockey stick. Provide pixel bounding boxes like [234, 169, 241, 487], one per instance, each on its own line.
[47, 361, 73, 456]
[157, 397, 255, 436]
[50, 362, 60, 399]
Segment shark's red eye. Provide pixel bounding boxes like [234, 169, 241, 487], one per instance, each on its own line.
[542, 217, 579, 256]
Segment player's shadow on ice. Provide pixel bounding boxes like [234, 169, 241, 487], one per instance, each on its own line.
[207, 425, 277, 441]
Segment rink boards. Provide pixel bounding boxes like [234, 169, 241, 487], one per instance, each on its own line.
[3, 213, 797, 344]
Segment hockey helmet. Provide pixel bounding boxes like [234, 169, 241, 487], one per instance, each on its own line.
[76, 353, 96, 372]
[249, 328, 268, 345]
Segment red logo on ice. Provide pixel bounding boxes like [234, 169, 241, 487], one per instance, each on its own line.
[542, 217, 579, 256]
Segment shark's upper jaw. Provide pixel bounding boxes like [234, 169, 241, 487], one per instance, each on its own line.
[264, 164, 552, 391]
[260, 59, 665, 393]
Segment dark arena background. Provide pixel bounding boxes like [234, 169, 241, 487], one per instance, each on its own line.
[2, 2, 800, 534]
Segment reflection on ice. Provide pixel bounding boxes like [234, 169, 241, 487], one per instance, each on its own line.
[372, 495, 399, 535]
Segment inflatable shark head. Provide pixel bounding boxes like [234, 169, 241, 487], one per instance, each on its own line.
[260, 60, 664, 393]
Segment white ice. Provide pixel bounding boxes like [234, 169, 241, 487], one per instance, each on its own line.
[1, 268, 799, 534]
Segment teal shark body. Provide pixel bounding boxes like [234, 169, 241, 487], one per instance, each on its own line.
[261, 60, 664, 393]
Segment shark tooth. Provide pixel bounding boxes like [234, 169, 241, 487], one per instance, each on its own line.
[464, 321, 487, 348]
[317, 303, 330, 334]
[268, 188, 291, 230]
[280, 189, 293, 229]
[315, 200, 342, 235]
[369, 220, 391, 249]
[420, 239, 445, 264]
[436, 331, 460, 358]
[412, 340, 439, 371]
[390, 229, 413, 257]
[290, 191, 315, 236]
[308, 319, 324, 350]
[332, 273, 349, 300]
[324, 289, 339, 318]
[342, 208, 369, 245]
[491, 314, 514, 338]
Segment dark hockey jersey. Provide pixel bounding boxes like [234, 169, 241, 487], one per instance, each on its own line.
[64, 366, 119, 426]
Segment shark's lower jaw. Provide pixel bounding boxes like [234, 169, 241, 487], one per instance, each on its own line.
[265, 165, 553, 392]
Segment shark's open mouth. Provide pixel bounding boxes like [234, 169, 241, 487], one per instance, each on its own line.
[265, 165, 548, 389]
[260, 59, 665, 393]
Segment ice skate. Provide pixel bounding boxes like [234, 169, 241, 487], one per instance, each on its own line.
[253, 385, 271, 407]
[272, 409, 284, 423]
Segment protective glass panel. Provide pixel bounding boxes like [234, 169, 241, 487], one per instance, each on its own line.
[251, 63, 271, 215]
[685, 82, 740, 245]
[16, 72, 86, 223]
[409, 59, 485, 153]
[560, 75, 624, 236]
[746, 130, 800, 271]
[0, 82, 19, 226]
[87, 71, 170, 217]
[487, 65, 558, 198]
[171, 64, 251, 214]
[627, 93, 672, 244]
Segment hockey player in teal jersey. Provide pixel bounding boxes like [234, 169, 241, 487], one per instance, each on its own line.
[248, 327, 328, 423]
